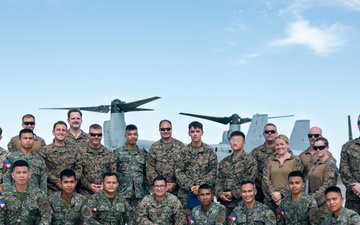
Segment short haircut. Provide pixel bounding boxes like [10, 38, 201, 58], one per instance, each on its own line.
[188, 121, 203, 131]
[0, 127, 2, 135]
[240, 180, 256, 189]
[264, 123, 277, 131]
[230, 131, 245, 140]
[314, 137, 329, 147]
[102, 171, 119, 182]
[19, 128, 34, 138]
[159, 119, 172, 127]
[126, 124, 137, 131]
[198, 183, 213, 193]
[275, 134, 290, 144]
[12, 160, 29, 171]
[22, 114, 35, 122]
[288, 170, 304, 181]
[89, 123, 102, 130]
[67, 109, 82, 119]
[60, 169, 76, 181]
[325, 186, 342, 197]
[53, 121, 68, 131]
[152, 175, 167, 186]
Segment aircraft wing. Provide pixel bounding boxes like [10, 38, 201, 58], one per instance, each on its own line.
[40, 105, 110, 113]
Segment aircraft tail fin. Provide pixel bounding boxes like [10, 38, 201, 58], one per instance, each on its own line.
[244, 114, 268, 152]
[289, 120, 310, 154]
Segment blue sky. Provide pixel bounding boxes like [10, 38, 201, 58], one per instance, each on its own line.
[0, 0, 359, 163]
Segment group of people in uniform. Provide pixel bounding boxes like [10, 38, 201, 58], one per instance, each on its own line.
[0, 110, 359, 225]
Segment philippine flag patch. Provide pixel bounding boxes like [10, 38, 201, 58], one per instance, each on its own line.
[228, 213, 236, 221]
[276, 207, 285, 216]
[89, 206, 97, 212]
[50, 205, 54, 215]
[2, 161, 10, 169]
[187, 215, 194, 224]
[0, 200, 5, 208]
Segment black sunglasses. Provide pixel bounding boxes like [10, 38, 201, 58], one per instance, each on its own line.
[160, 128, 172, 132]
[358, 120, 360, 125]
[23, 122, 35, 126]
[89, 133, 102, 137]
[264, 130, 276, 134]
[307, 134, 320, 138]
[313, 145, 326, 151]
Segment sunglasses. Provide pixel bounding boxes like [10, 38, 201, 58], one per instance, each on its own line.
[313, 145, 326, 151]
[160, 128, 172, 132]
[264, 130, 276, 134]
[307, 134, 320, 138]
[23, 122, 35, 126]
[89, 133, 102, 137]
[358, 120, 360, 125]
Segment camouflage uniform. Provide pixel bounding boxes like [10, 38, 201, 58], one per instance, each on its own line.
[175, 142, 218, 211]
[78, 144, 116, 198]
[216, 152, 257, 216]
[0, 147, 10, 191]
[190, 202, 226, 225]
[113, 145, 148, 207]
[227, 201, 276, 225]
[340, 137, 360, 214]
[136, 192, 187, 225]
[146, 138, 184, 187]
[0, 186, 51, 225]
[262, 152, 304, 211]
[65, 130, 89, 150]
[324, 207, 360, 225]
[307, 158, 339, 219]
[276, 194, 320, 225]
[88, 190, 134, 225]
[300, 148, 337, 177]
[3, 151, 47, 193]
[249, 144, 276, 203]
[48, 191, 92, 225]
[38, 143, 82, 194]
[7, 135, 46, 153]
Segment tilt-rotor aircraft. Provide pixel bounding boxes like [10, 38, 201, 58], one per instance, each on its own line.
[40, 96, 161, 150]
[179, 112, 310, 161]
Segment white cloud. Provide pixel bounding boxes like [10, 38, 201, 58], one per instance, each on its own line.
[233, 53, 260, 65]
[340, 0, 360, 11]
[272, 20, 350, 54]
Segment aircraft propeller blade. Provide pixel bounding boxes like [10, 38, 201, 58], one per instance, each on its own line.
[115, 96, 160, 112]
[40, 105, 110, 113]
[268, 115, 294, 119]
[179, 112, 251, 125]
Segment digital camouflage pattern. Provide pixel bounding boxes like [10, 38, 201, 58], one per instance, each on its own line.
[3, 151, 48, 193]
[0, 147, 10, 191]
[324, 207, 360, 225]
[65, 130, 89, 150]
[307, 158, 339, 218]
[38, 143, 82, 194]
[78, 144, 116, 197]
[0, 186, 51, 225]
[227, 201, 276, 225]
[146, 138, 184, 184]
[88, 190, 134, 225]
[48, 191, 92, 225]
[136, 192, 187, 225]
[113, 145, 148, 199]
[249, 144, 276, 203]
[190, 202, 226, 225]
[276, 194, 320, 225]
[175, 143, 218, 206]
[216, 152, 257, 214]
[340, 137, 360, 214]
[7, 135, 46, 153]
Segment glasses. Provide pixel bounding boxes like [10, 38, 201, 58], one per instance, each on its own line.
[153, 185, 166, 189]
[160, 128, 172, 132]
[358, 120, 360, 125]
[264, 130, 276, 134]
[308, 134, 320, 138]
[23, 122, 35, 126]
[313, 145, 326, 151]
[230, 139, 243, 143]
[89, 133, 102, 137]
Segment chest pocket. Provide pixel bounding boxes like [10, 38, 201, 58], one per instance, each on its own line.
[97, 203, 109, 212]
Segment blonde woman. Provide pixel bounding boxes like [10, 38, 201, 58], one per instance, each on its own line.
[262, 134, 304, 211]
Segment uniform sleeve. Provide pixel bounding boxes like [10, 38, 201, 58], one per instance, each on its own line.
[264, 208, 277, 225]
[2, 155, 13, 190]
[87, 196, 102, 225]
[74, 151, 83, 182]
[175, 148, 193, 191]
[215, 160, 226, 199]
[40, 162, 48, 194]
[262, 159, 275, 201]
[199, 148, 218, 187]
[310, 162, 338, 206]
[308, 197, 321, 225]
[174, 199, 187, 225]
[7, 137, 17, 152]
[349, 212, 360, 225]
[146, 145, 158, 185]
[38, 148, 59, 187]
[215, 206, 226, 225]
[123, 200, 136, 225]
[109, 152, 117, 173]
[37, 195, 52, 225]
[0, 196, 5, 223]
[339, 143, 358, 190]
[136, 198, 156, 225]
